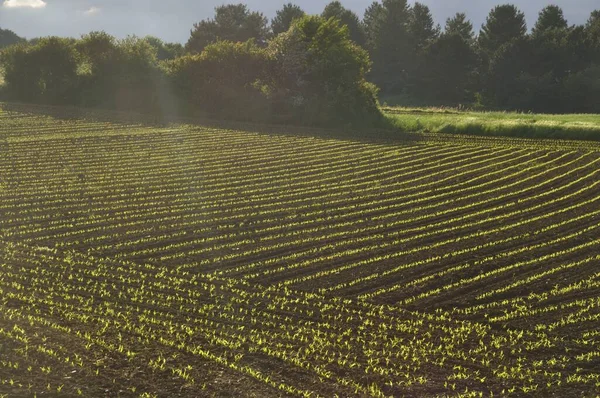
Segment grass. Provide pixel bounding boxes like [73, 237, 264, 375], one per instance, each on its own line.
[383, 106, 600, 141]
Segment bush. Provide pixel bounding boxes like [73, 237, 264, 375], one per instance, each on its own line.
[77, 33, 172, 116]
[267, 15, 381, 126]
[0, 37, 79, 104]
[168, 40, 271, 121]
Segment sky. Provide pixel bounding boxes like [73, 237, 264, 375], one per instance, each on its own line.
[0, 0, 598, 44]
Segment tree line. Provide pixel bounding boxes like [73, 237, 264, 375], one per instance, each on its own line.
[179, 1, 600, 113]
[1, 1, 599, 127]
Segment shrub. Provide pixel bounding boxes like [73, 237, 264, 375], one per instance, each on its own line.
[77, 33, 171, 115]
[168, 40, 271, 121]
[267, 15, 381, 126]
[0, 37, 79, 104]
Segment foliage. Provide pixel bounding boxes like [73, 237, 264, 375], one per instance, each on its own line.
[169, 40, 270, 120]
[563, 64, 600, 113]
[366, 0, 413, 93]
[587, 10, 600, 63]
[76, 33, 167, 114]
[271, 3, 305, 36]
[483, 38, 531, 109]
[444, 13, 474, 42]
[267, 15, 381, 126]
[4, 3, 600, 118]
[408, 2, 440, 52]
[478, 5, 527, 55]
[321, 1, 366, 46]
[411, 33, 478, 105]
[143, 36, 184, 61]
[532, 5, 568, 37]
[0, 37, 79, 104]
[0, 27, 25, 49]
[362, 1, 385, 50]
[185, 4, 269, 54]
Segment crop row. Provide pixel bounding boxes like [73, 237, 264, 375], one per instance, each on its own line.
[1, 240, 598, 396]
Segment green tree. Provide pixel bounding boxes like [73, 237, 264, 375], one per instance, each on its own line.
[0, 37, 79, 104]
[322, 1, 366, 46]
[0, 28, 25, 49]
[445, 13, 474, 42]
[0, 43, 36, 100]
[478, 5, 527, 55]
[76, 33, 167, 113]
[366, 0, 413, 93]
[532, 5, 568, 37]
[484, 38, 532, 109]
[413, 33, 477, 104]
[267, 16, 380, 126]
[143, 36, 184, 61]
[586, 10, 600, 62]
[271, 3, 305, 36]
[586, 10, 600, 39]
[363, 1, 385, 50]
[564, 65, 600, 113]
[565, 25, 595, 73]
[185, 4, 269, 54]
[170, 40, 269, 120]
[408, 2, 440, 52]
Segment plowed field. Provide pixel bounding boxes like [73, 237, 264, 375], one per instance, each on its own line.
[1, 107, 599, 397]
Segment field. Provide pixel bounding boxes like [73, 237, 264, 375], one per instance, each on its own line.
[1, 104, 600, 397]
[384, 106, 600, 142]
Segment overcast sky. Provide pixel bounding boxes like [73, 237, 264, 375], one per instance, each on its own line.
[0, 0, 597, 43]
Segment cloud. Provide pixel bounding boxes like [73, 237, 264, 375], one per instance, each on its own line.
[84, 6, 100, 16]
[3, 0, 47, 8]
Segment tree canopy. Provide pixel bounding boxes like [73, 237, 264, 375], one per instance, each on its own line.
[3, 2, 600, 118]
[0, 28, 25, 49]
[271, 3, 305, 36]
[445, 13, 474, 42]
[185, 4, 269, 54]
[321, 1, 366, 46]
[479, 5, 527, 55]
[408, 2, 440, 51]
[532, 5, 568, 37]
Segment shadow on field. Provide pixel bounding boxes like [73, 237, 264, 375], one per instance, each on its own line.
[0, 102, 424, 146]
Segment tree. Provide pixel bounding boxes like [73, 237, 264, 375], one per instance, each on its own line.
[484, 38, 532, 109]
[76, 33, 168, 113]
[413, 34, 477, 104]
[478, 5, 527, 55]
[366, 0, 413, 93]
[267, 15, 380, 126]
[143, 36, 184, 61]
[0, 28, 25, 49]
[271, 3, 305, 36]
[363, 1, 385, 50]
[169, 40, 270, 120]
[445, 13, 474, 42]
[532, 5, 568, 37]
[0, 37, 79, 104]
[564, 65, 600, 113]
[586, 10, 600, 62]
[31, 36, 79, 104]
[408, 2, 440, 52]
[322, 1, 366, 46]
[586, 10, 600, 39]
[185, 4, 268, 54]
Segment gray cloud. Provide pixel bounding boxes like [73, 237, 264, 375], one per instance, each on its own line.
[0, 1, 598, 43]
